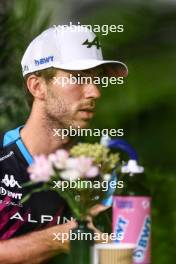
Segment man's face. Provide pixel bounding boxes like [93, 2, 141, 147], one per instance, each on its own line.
[44, 68, 102, 129]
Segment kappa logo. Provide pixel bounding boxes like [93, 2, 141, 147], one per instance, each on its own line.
[1, 174, 22, 189]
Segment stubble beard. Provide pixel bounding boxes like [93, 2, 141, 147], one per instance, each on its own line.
[44, 92, 94, 132]
[44, 96, 85, 131]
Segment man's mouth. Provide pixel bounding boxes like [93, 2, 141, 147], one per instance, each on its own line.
[78, 108, 95, 119]
[79, 108, 95, 112]
[79, 101, 96, 111]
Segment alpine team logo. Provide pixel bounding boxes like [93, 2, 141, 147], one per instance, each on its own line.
[82, 37, 101, 49]
[1, 174, 22, 189]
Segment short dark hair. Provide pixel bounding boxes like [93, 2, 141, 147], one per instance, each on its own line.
[23, 67, 58, 107]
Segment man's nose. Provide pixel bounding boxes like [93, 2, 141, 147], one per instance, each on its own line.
[83, 83, 101, 99]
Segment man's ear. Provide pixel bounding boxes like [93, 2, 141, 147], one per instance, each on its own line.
[26, 75, 46, 101]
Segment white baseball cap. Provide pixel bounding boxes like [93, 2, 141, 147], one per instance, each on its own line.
[21, 25, 128, 77]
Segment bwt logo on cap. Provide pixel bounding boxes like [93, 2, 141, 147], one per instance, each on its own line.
[34, 56, 54, 66]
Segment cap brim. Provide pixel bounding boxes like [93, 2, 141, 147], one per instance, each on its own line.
[52, 59, 128, 77]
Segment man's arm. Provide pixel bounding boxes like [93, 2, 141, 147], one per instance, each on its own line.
[0, 221, 77, 264]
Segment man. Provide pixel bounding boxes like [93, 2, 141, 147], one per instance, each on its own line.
[0, 25, 128, 263]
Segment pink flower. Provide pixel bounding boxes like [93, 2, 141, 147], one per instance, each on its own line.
[66, 158, 80, 169]
[76, 156, 99, 178]
[28, 155, 54, 182]
[86, 166, 99, 178]
[49, 149, 69, 169]
[60, 156, 99, 180]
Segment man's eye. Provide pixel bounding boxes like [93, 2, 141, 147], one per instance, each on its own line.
[99, 69, 106, 77]
[74, 75, 80, 80]
[75, 73, 83, 79]
[70, 74, 80, 81]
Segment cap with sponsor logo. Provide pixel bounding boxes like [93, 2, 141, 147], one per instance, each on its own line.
[21, 25, 128, 77]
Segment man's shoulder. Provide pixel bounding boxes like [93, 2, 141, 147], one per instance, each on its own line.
[1, 126, 23, 148]
[0, 128, 16, 160]
[0, 131, 11, 165]
[0, 126, 27, 180]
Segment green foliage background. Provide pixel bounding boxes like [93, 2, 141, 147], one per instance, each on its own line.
[0, 0, 175, 263]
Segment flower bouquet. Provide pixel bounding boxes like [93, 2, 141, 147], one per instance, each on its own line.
[23, 142, 120, 264]
[24, 143, 120, 221]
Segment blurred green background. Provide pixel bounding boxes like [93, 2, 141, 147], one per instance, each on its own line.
[0, 0, 175, 263]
